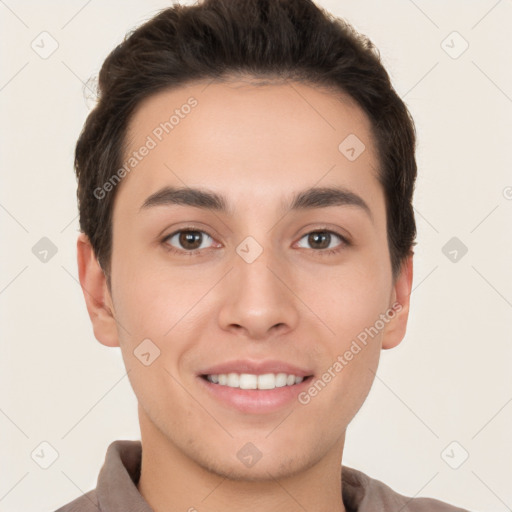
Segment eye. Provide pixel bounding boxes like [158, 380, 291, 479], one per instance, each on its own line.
[162, 229, 217, 255]
[161, 227, 350, 257]
[296, 230, 349, 255]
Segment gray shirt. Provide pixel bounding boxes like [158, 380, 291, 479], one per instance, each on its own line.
[54, 440, 470, 512]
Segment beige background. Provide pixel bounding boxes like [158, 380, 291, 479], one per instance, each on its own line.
[1, 1, 511, 511]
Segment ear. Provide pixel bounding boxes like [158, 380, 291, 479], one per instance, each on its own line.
[76, 232, 119, 347]
[381, 252, 414, 350]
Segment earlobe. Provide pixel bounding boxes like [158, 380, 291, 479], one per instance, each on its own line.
[381, 253, 414, 350]
[76, 233, 120, 347]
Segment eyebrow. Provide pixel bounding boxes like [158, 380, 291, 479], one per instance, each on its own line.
[139, 185, 373, 222]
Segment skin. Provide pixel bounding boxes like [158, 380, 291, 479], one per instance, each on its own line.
[77, 79, 413, 512]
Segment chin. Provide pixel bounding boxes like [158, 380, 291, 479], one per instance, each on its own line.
[191, 442, 321, 482]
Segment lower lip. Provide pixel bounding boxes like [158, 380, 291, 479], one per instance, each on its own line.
[197, 375, 313, 414]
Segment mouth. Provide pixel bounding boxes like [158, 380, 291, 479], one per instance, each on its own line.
[196, 359, 314, 413]
[200, 372, 313, 390]
[197, 370, 314, 414]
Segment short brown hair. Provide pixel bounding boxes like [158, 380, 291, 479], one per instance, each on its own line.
[75, 0, 417, 288]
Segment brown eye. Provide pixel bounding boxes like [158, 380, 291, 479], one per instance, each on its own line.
[296, 230, 348, 253]
[179, 231, 203, 250]
[308, 232, 331, 249]
[163, 229, 215, 253]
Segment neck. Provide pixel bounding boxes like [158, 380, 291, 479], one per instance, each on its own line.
[136, 408, 347, 512]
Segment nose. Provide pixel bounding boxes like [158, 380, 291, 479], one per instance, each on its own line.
[217, 246, 300, 340]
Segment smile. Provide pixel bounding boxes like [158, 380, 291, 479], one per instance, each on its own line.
[204, 372, 305, 390]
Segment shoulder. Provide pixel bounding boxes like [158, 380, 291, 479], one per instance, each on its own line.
[52, 489, 99, 512]
[342, 465, 471, 512]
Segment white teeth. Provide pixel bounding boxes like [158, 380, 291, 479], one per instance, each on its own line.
[257, 373, 276, 390]
[239, 373, 258, 389]
[275, 373, 288, 387]
[205, 372, 307, 390]
[227, 373, 239, 387]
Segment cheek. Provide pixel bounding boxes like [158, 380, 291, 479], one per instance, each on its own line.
[332, 343, 381, 425]
[111, 263, 201, 420]
[112, 254, 208, 341]
[304, 260, 390, 421]
[304, 260, 391, 346]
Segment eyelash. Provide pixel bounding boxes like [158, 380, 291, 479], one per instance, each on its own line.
[161, 227, 351, 257]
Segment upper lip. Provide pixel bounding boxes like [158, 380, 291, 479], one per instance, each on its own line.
[199, 359, 313, 377]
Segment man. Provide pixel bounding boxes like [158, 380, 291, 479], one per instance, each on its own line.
[57, 0, 469, 510]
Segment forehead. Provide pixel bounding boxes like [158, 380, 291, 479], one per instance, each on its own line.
[115, 80, 383, 220]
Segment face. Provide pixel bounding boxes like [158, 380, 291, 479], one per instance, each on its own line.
[79, 79, 412, 481]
